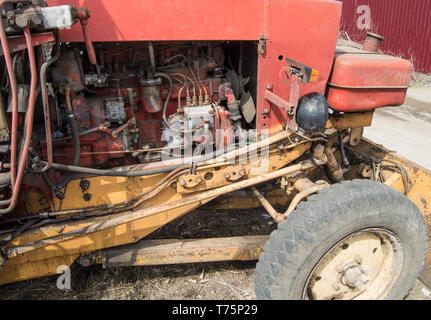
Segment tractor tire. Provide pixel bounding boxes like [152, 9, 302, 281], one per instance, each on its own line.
[254, 179, 428, 300]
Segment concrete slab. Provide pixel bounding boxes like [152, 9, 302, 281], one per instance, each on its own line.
[364, 87, 431, 170]
[406, 87, 431, 104]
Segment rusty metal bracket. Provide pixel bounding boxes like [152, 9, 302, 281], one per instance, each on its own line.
[258, 34, 266, 55]
[224, 165, 247, 182]
[264, 88, 299, 132]
[179, 173, 202, 188]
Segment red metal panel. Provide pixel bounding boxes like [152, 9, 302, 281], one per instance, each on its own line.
[339, 0, 431, 74]
[47, 0, 265, 41]
[257, 0, 342, 134]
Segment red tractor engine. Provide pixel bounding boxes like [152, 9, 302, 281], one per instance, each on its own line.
[47, 42, 235, 167]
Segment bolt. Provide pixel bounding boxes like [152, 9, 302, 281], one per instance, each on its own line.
[179, 179, 186, 186]
[225, 173, 231, 179]
[354, 255, 362, 264]
[313, 144, 325, 160]
[332, 282, 341, 291]
[80, 179, 90, 192]
[83, 193, 92, 201]
[15, 15, 29, 28]
[336, 264, 344, 273]
[266, 83, 273, 90]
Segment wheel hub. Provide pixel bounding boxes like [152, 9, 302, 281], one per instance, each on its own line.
[303, 228, 404, 300]
[338, 261, 370, 290]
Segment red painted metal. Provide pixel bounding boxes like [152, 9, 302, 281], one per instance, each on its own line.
[339, 0, 431, 74]
[47, 0, 265, 41]
[48, 0, 342, 136]
[256, 0, 342, 135]
[0, 32, 55, 56]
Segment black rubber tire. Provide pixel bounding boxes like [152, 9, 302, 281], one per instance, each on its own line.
[254, 179, 429, 300]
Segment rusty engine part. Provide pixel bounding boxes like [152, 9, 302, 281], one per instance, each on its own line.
[46, 41, 239, 169]
[252, 144, 330, 223]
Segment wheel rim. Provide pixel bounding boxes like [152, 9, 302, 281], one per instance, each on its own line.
[303, 228, 404, 300]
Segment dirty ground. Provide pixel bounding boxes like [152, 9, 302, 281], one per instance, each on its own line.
[0, 207, 429, 300]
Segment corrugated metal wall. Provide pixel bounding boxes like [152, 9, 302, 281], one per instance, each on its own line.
[339, 0, 431, 74]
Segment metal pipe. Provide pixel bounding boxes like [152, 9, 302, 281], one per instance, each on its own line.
[0, 0, 32, 188]
[39, 30, 60, 173]
[148, 42, 156, 74]
[77, 7, 101, 77]
[252, 187, 285, 222]
[284, 180, 329, 216]
[0, 27, 37, 214]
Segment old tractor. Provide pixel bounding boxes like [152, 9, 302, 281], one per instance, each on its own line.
[0, 0, 429, 300]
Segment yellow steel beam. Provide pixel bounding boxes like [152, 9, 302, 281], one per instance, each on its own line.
[326, 111, 374, 130]
[102, 235, 270, 267]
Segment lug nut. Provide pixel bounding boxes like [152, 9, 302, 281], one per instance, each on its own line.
[332, 282, 341, 291]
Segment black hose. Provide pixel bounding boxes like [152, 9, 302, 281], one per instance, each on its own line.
[0, 218, 40, 247]
[339, 134, 350, 167]
[42, 111, 81, 199]
[47, 143, 238, 177]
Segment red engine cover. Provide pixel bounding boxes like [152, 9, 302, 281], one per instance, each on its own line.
[327, 52, 413, 112]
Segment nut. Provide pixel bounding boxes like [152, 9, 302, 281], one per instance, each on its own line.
[332, 282, 341, 291]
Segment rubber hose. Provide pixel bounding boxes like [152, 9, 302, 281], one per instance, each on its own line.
[48, 143, 237, 177]
[42, 111, 81, 199]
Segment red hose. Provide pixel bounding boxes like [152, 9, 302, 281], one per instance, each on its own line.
[0, 26, 37, 214]
[0, 0, 31, 189]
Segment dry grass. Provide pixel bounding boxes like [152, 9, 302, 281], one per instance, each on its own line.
[0, 260, 258, 300]
[0, 209, 274, 300]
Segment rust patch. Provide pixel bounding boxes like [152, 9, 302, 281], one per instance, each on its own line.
[421, 198, 428, 211]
